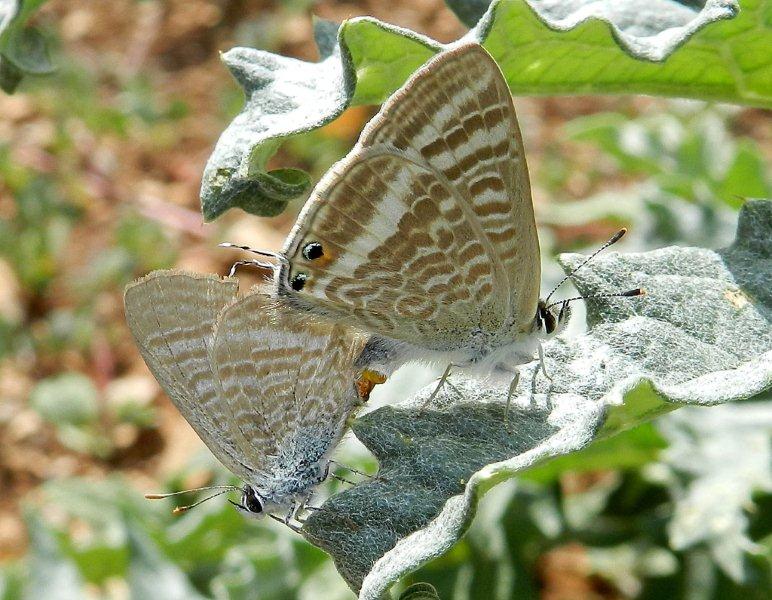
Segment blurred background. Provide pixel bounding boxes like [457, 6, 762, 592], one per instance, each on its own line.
[0, 1, 769, 599]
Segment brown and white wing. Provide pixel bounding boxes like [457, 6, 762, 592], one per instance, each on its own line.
[124, 270, 256, 481]
[210, 290, 366, 471]
[280, 43, 540, 350]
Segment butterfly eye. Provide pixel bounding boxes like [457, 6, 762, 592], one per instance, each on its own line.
[543, 309, 556, 334]
[290, 273, 308, 291]
[302, 242, 324, 260]
[242, 487, 263, 513]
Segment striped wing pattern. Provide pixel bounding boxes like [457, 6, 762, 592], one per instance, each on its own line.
[211, 290, 367, 478]
[126, 271, 367, 489]
[282, 43, 540, 350]
[124, 270, 255, 481]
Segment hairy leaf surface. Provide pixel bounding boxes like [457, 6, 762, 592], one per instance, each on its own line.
[200, 0, 770, 219]
[302, 200, 771, 598]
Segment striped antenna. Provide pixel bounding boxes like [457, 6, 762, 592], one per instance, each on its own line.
[544, 228, 627, 304]
[145, 485, 240, 515]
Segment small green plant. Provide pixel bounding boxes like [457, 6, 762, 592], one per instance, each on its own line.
[29, 371, 157, 458]
[0, 0, 55, 92]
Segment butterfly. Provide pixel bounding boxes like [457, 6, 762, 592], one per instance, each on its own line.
[225, 42, 641, 414]
[124, 270, 373, 526]
[264, 43, 570, 405]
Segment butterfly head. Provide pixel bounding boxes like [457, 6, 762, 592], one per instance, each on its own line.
[535, 299, 571, 339]
[231, 485, 266, 519]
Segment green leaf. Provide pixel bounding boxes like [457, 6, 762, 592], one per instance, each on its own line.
[399, 582, 441, 600]
[301, 200, 772, 598]
[200, 19, 358, 220]
[29, 373, 115, 456]
[445, 0, 492, 27]
[521, 421, 668, 484]
[201, 0, 769, 219]
[718, 140, 770, 208]
[30, 372, 99, 426]
[127, 524, 207, 600]
[564, 108, 772, 212]
[477, 0, 760, 101]
[0, 0, 54, 93]
[0, 561, 24, 600]
[23, 511, 85, 600]
[200, 18, 438, 220]
[39, 478, 149, 583]
[658, 403, 772, 583]
[0, 57, 21, 92]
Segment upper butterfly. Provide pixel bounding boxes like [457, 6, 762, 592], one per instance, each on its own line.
[124, 270, 370, 525]
[276, 43, 565, 386]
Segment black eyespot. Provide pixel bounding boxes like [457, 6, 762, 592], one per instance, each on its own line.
[302, 242, 323, 260]
[290, 273, 307, 291]
[243, 487, 263, 513]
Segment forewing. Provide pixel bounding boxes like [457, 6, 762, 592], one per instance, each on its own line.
[211, 290, 366, 472]
[124, 270, 255, 481]
[281, 43, 540, 349]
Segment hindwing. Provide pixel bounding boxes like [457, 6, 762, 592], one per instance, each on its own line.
[281, 43, 540, 349]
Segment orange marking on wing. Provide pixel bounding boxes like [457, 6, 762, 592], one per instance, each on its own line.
[315, 246, 336, 268]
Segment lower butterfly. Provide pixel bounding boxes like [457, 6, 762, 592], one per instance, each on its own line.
[124, 270, 376, 528]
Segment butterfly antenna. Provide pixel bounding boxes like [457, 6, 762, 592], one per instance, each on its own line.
[544, 228, 627, 304]
[144, 485, 240, 499]
[219, 243, 290, 268]
[545, 288, 646, 310]
[145, 485, 241, 515]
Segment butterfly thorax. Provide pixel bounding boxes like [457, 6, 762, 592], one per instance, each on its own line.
[453, 315, 543, 377]
[452, 300, 570, 375]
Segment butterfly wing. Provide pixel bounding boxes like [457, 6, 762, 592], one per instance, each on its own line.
[210, 289, 367, 478]
[280, 43, 540, 350]
[124, 270, 257, 481]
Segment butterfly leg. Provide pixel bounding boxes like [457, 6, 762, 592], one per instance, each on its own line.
[504, 370, 520, 429]
[533, 343, 556, 412]
[269, 510, 303, 533]
[536, 341, 552, 381]
[330, 473, 358, 486]
[421, 363, 454, 409]
[323, 461, 358, 486]
[285, 501, 297, 524]
[290, 501, 313, 531]
[332, 460, 387, 483]
[294, 494, 323, 524]
[295, 496, 313, 520]
[328, 459, 375, 479]
[219, 242, 288, 267]
[226, 259, 274, 277]
[445, 379, 462, 396]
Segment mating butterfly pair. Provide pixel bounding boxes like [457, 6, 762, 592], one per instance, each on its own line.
[126, 43, 638, 523]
